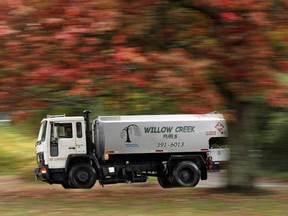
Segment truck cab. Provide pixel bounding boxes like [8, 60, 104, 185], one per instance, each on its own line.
[35, 115, 86, 183]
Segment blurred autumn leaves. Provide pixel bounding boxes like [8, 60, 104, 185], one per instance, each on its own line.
[0, 0, 287, 118]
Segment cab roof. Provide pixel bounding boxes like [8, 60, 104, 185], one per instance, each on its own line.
[42, 116, 84, 122]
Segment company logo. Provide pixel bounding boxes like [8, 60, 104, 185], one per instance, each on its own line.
[215, 122, 225, 132]
[120, 124, 141, 147]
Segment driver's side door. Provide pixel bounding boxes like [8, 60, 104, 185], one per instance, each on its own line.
[49, 122, 76, 168]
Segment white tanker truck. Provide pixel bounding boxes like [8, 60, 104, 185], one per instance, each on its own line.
[35, 110, 228, 189]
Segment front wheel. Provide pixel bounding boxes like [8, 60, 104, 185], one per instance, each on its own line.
[68, 163, 96, 189]
[61, 180, 73, 189]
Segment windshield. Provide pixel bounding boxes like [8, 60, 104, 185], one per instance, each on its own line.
[37, 121, 47, 142]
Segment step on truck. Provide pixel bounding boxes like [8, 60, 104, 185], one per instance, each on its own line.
[35, 110, 228, 189]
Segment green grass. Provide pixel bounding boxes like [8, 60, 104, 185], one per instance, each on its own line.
[258, 171, 288, 182]
[0, 124, 36, 177]
[0, 179, 287, 216]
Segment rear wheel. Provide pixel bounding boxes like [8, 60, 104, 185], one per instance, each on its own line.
[157, 175, 174, 188]
[69, 163, 96, 189]
[172, 161, 200, 187]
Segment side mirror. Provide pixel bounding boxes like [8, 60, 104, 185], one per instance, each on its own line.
[35, 140, 41, 147]
[51, 122, 59, 143]
[53, 123, 59, 138]
[51, 137, 58, 144]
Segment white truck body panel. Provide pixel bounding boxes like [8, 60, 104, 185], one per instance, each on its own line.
[96, 113, 228, 160]
[209, 148, 230, 162]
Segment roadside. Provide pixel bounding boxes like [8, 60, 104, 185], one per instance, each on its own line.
[0, 172, 287, 216]
[198, 170, 288, 188]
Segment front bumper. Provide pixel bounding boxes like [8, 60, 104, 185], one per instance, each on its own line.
[35, 166, 49, 182]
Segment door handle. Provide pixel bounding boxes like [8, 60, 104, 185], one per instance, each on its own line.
[69, 147, 75, 150]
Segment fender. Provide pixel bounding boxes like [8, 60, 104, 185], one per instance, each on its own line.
[65, 154, 101, 172]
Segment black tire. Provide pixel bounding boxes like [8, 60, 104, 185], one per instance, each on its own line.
[61, 180, 73, 189]
[172, 161, 200, 187]
[157, 175, 174, 188]
[69, 163, 96, 189]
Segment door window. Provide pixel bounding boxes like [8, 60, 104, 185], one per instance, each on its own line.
[58, 123, 73, 138]
[50, 122, 59, 157]
[76, 122, 82, 138]
[50, 123, 73, 157]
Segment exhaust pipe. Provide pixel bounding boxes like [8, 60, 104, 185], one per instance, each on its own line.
[83, 110, 93, 152]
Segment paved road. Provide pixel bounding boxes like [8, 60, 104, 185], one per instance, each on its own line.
[197, 171, 288, 188]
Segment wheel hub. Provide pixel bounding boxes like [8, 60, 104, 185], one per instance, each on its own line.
[180, 170, 191, 182]
[77, 171, 89, 182]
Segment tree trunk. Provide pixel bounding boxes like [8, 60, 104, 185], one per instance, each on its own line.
[227, 102, 257, 190]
